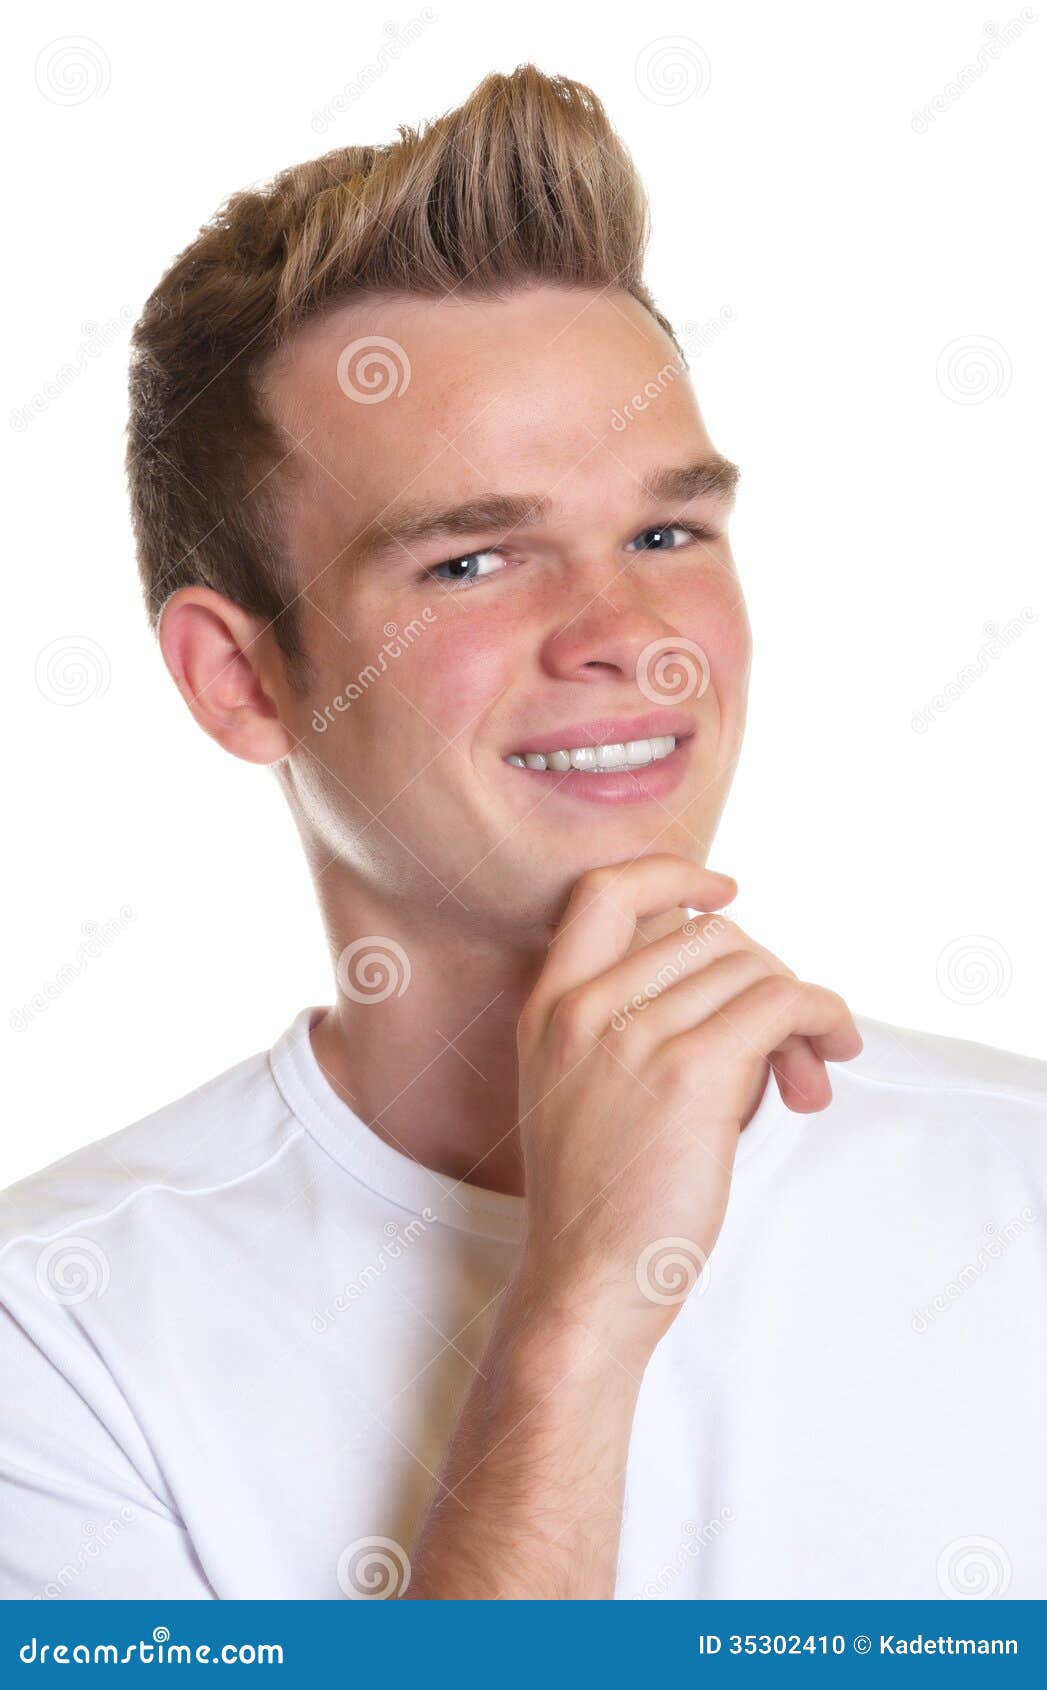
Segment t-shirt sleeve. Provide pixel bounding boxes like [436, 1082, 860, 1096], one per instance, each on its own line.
[0, 1303, 216, 1600]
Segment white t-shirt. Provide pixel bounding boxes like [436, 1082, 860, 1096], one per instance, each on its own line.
[2, 1006, 1045, 1601]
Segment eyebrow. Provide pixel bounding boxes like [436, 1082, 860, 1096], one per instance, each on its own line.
[344, 454, 740, 570]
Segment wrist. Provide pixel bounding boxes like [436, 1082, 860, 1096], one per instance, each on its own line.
[495, 1262, 658, 1388]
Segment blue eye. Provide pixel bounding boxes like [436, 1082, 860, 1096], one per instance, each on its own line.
[627, 524, 708, 552]
[428, 549, 508, 587]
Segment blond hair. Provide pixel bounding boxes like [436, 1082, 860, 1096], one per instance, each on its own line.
[126, 64, 679, 682]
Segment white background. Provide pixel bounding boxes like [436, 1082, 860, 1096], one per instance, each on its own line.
[3, 1, 1043, 1187]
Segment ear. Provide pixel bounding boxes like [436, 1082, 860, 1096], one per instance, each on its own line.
[157, 587, 297, 765]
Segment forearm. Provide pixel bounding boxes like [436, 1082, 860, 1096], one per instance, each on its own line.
[403, 1281, 645, 1600]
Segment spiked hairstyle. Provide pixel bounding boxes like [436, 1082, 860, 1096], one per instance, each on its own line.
[126, 65, 681, 683]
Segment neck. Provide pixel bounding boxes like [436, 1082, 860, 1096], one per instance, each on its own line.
[307, 865, 690, 1199]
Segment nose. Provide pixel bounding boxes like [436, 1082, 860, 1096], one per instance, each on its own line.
[538, 568, 688, 685]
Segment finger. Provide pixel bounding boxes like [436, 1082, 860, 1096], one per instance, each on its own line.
[604, 947, 772, 1054]
[663, 975, 862, 1087]
[558, 911, 751, 1039]
[803, 1022, 864, 1063]
[770, 1035, 833, 1112]
[530, 856, 737, 1022]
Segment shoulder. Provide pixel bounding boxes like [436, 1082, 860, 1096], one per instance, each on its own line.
[848, 1013, 1047, 1103]
[0, 1030, 307, 1577]
[0, 1031, 301, 1276]
[837, 1012, 1047, 1172]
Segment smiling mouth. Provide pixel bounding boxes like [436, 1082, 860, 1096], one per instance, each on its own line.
[504, 734, 681, 774]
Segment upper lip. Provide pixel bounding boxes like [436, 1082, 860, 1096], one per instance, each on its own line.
[505, 712, 696, 755]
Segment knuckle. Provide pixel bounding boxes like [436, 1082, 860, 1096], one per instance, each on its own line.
[575, 865, 617, 898]
[686, 911, 734, 948]
[725, 946, 769, 980]
[549, 988, 595, 1047]
[655, 1038, 700, 1089]
[790, 978, 822, 1013]
[746, 973, 812, 1021]
[820, 985, 851, 1020]
[752, 972, 798, 1004]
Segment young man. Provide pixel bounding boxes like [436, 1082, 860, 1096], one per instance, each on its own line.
[2, 66, 1045, 1603]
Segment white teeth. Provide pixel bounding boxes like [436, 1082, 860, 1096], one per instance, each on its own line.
[506, 735, 678, 773]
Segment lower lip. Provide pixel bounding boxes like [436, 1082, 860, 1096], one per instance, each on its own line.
[505, 737, 694, 806]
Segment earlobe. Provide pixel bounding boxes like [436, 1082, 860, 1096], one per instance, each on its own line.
[157, 586, 296, 765]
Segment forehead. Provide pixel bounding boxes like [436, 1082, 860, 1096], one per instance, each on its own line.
[259, 285, 713, 525]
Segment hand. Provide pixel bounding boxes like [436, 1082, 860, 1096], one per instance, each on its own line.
[512, 854, 862, 1363]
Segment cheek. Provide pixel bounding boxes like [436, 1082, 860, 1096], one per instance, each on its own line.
[398, 607, 514, 734]
[683, 571, 751, 703]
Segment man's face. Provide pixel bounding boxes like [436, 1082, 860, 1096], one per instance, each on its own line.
[260, 285, 751, 939]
